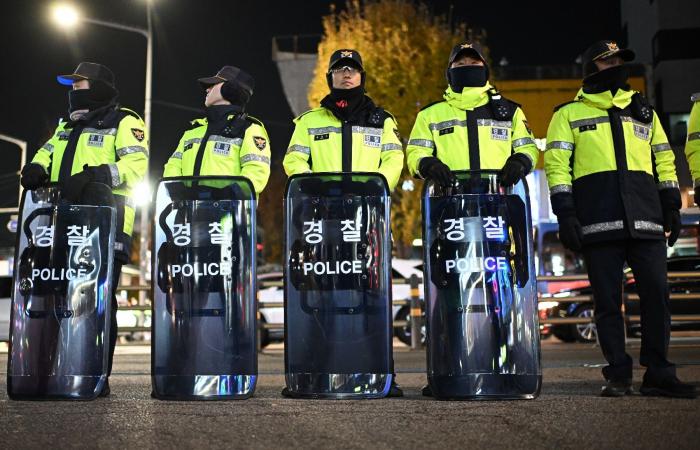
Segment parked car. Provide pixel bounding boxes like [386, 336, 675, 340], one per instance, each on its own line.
[550, 255, 700, 343]
[257, 259, 425, 348]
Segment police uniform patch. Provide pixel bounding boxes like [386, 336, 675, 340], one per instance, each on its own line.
[579, 124, 596, 132]
[212, 141, 231, 156]
[393, 128, 401, 141]
[87, 134, 104, 147]
[439, 127, 454, 136]
[314, 134, 329, 141]
[131, 128, 145, 142]
[253, 136, 267, 150]
[491, 127, 508, 141]
[364, 134, 381, 148]
[633, 124, 650, 140]
[523, 120, 532, 135]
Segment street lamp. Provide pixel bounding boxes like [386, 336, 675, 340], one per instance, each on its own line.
[51, 2, 153, 293]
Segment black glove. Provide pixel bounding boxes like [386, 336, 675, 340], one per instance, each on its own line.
[63, 164, 113, 203]
[663, 208, 681, 247]
[557, 215, 583, 252]
[20, 163, 48, 190]
[499, 153, 532, 187]
[419, 157, 454, 187]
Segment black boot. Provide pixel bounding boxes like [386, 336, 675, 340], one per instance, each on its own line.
[421, 384, 432, 397]
[600, 378, 633, 397]
[387, 378, 403, 397]
[640, 373, 697, 399]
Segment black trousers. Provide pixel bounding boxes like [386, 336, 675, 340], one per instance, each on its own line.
[582, 239, 674, 381]
[107, 262, 123, 377]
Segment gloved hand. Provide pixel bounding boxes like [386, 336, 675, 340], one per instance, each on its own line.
[557, 215, 583, 251]
[419, 157, 454, 187]
[63, 164, 112, 203]
[20, 163, 48, 190]
[499, 153, 532, 187]
[663, 208, 681, 247]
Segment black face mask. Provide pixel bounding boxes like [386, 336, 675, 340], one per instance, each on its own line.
[447, 65, 488, 92]
[321, 85, 371, 121]
[583, 64, 630, 94]
[67, 81, 117, 113]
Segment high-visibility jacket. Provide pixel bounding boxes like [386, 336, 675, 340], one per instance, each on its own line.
[406, 84, 539, 177]
[32, 106, 148, 257]
[685, 93, 700, 189]
[544, 88, 679, 243]
[283, 105, 404, 191]
[163, 114, 271, 195]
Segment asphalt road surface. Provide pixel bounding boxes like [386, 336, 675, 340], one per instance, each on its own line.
[1, 339, 699, 449]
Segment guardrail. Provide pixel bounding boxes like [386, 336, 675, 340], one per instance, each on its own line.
[114, 271, 700, 350]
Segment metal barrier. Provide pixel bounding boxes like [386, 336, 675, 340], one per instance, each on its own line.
[113, 270, 700, 349]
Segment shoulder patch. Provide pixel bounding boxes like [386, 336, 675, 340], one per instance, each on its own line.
[252, 135, 267, 150]
[553, 100, 577, 112]
[130, 128, 145, 142]
[419, 100, 445, 112]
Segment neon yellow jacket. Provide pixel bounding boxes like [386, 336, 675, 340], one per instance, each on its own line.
[283, 106, 404, 191]
[163, 115, 271, 195]
[685, 93, 700, 188]
[544, 88, 678, 243]
[32, 107, 148, 243]
[406, 84, 539, 177]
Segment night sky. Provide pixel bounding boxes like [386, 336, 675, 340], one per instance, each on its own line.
[0, 0, 622, 208]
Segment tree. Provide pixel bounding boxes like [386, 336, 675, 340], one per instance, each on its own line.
[309, 0, 486, 257]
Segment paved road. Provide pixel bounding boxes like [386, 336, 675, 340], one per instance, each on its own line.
[1, 340, 699, 449]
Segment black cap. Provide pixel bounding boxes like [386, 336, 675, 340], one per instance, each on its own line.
[57, 62, 115, 87]
[582, 40, 635, 76]
[448, 42, 487, 67]
[197, 66, 255, 97]
[328, 49, 364, 72]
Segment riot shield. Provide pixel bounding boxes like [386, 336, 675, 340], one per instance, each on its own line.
[284, 173, 393, 399]
[151, 176, 257, 400]
[423, 170, 541, 399]
[7, 184, 116, 399]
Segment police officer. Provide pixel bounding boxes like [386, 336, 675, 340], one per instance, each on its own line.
[283, 49, 403, 190]
[20, 62, 148, 396]
[163, 66, 270, 194]
[283, 49, 404, 397]
[545, 41, 696, 398]
[685, 92, 700, 204]
[406, 42, 539, 397]
[406, 42, 539, 187]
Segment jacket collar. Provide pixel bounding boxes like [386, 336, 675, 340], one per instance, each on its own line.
[443, 83, 493, 111]
[577, 88, 635, 110]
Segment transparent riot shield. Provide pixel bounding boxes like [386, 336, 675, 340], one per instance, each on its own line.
[151, 177, 257, 400]
[7, 184, 116, 399]
[423, 170, 541, 399]
[284, 173, 393, 399]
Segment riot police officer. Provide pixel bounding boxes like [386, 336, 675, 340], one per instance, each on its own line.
[283, 49, 404, 397]
[685, 92, 700, 204]
[406, 42, 539, 187]
[544, 41, 696, 398]
[163, 65, 270, 194]
[283, 49, 403, 190]
[20, 62, 148, 396]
